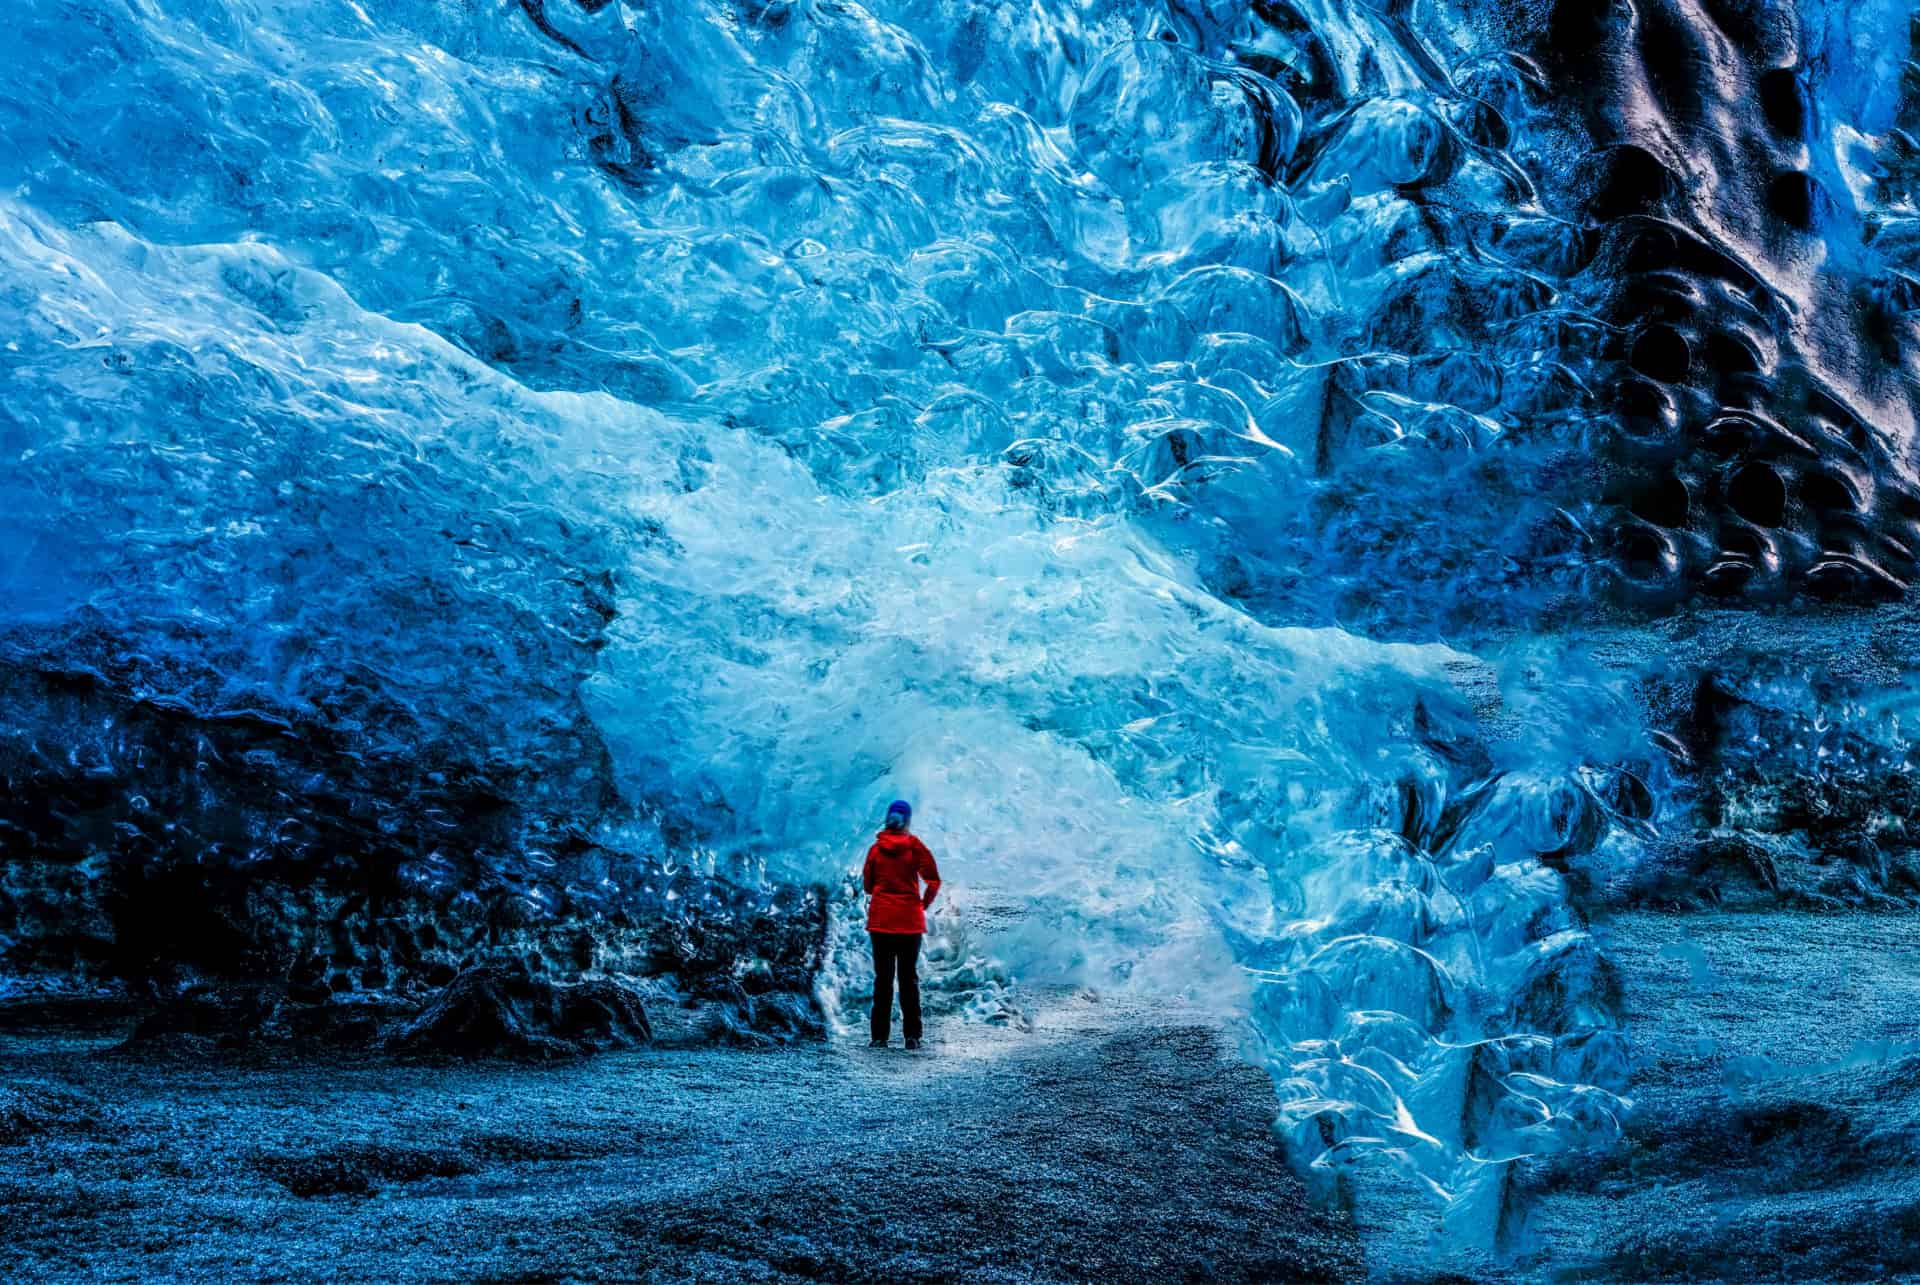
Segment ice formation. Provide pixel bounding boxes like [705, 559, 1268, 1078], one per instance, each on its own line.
[2, 0, 1916, 1266]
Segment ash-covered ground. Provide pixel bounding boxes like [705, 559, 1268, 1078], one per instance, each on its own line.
[1526, 906, 1920, 1282]
[0, 990, 1362, 1284]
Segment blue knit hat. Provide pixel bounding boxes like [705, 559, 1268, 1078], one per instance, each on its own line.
[885, 798, 912, 823]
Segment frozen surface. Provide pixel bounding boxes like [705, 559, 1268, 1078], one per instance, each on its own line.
[3, 0, 1918, 1272]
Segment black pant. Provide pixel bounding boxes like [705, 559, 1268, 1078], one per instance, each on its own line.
[869, 931, 922, 1042]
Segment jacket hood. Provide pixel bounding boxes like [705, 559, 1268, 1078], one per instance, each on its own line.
[874, 828, 914, 846]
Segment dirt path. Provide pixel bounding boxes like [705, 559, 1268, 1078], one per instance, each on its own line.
[0, 992, 1363, 1283]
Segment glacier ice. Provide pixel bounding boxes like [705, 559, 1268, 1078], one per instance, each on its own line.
[2, 0, 1917, 1267]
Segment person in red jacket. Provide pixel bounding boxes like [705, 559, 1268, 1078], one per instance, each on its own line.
[862, 798, 941, 1049]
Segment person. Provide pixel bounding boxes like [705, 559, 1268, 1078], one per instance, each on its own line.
[862, 798, 941, 1050]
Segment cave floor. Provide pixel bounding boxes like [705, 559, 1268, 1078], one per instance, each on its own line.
[0, 990, 1363, 1284]
[1524, 905, 1920, 1282]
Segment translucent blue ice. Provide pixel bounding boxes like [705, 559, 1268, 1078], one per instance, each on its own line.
[2, 0, 1909, 1263]
[0, 0, 1659, 1252]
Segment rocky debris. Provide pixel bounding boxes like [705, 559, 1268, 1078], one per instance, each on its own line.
[102, 980, 414, 1059]
[122, 982, 293, 1046]
[4, 837, 829, 1056]
[0, 655, 615, 985]
[99, 955, 826, 1060]
[0, 659, 833, 1049]
[3, 837, 828, 1013]
[1628, 655, 1920, 908]
[380, 965, 651, 1059]
[693, 986, 823, 1047]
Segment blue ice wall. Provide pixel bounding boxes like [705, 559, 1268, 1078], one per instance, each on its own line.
[3, 0, 1917, 1265]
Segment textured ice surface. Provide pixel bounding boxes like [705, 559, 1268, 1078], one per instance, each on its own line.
[2, 0, 1917, 1267]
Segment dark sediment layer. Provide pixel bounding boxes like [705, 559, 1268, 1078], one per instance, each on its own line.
[1580, 609, 1920, 909]
[0, 655, 829, 1048]
[380, 965, 654, 1059]
[1520, 1, 1920, 605]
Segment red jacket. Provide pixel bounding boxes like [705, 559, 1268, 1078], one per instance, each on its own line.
[863, 830, 941, 934]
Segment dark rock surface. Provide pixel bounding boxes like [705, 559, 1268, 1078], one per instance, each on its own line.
[0, 648, 830, 1047]
[1508, 0, 1920, 607]
[1588, 609, 1920, 909]
[0, 995, 1363, 1283]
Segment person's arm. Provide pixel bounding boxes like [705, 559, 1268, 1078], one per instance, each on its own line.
[913, 837, 942, 910]
[862, 844, 878, 894]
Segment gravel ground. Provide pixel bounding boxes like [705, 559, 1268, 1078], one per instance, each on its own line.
[1521, 907, 1920, 1282]
[0, 990, 1363, 1283]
